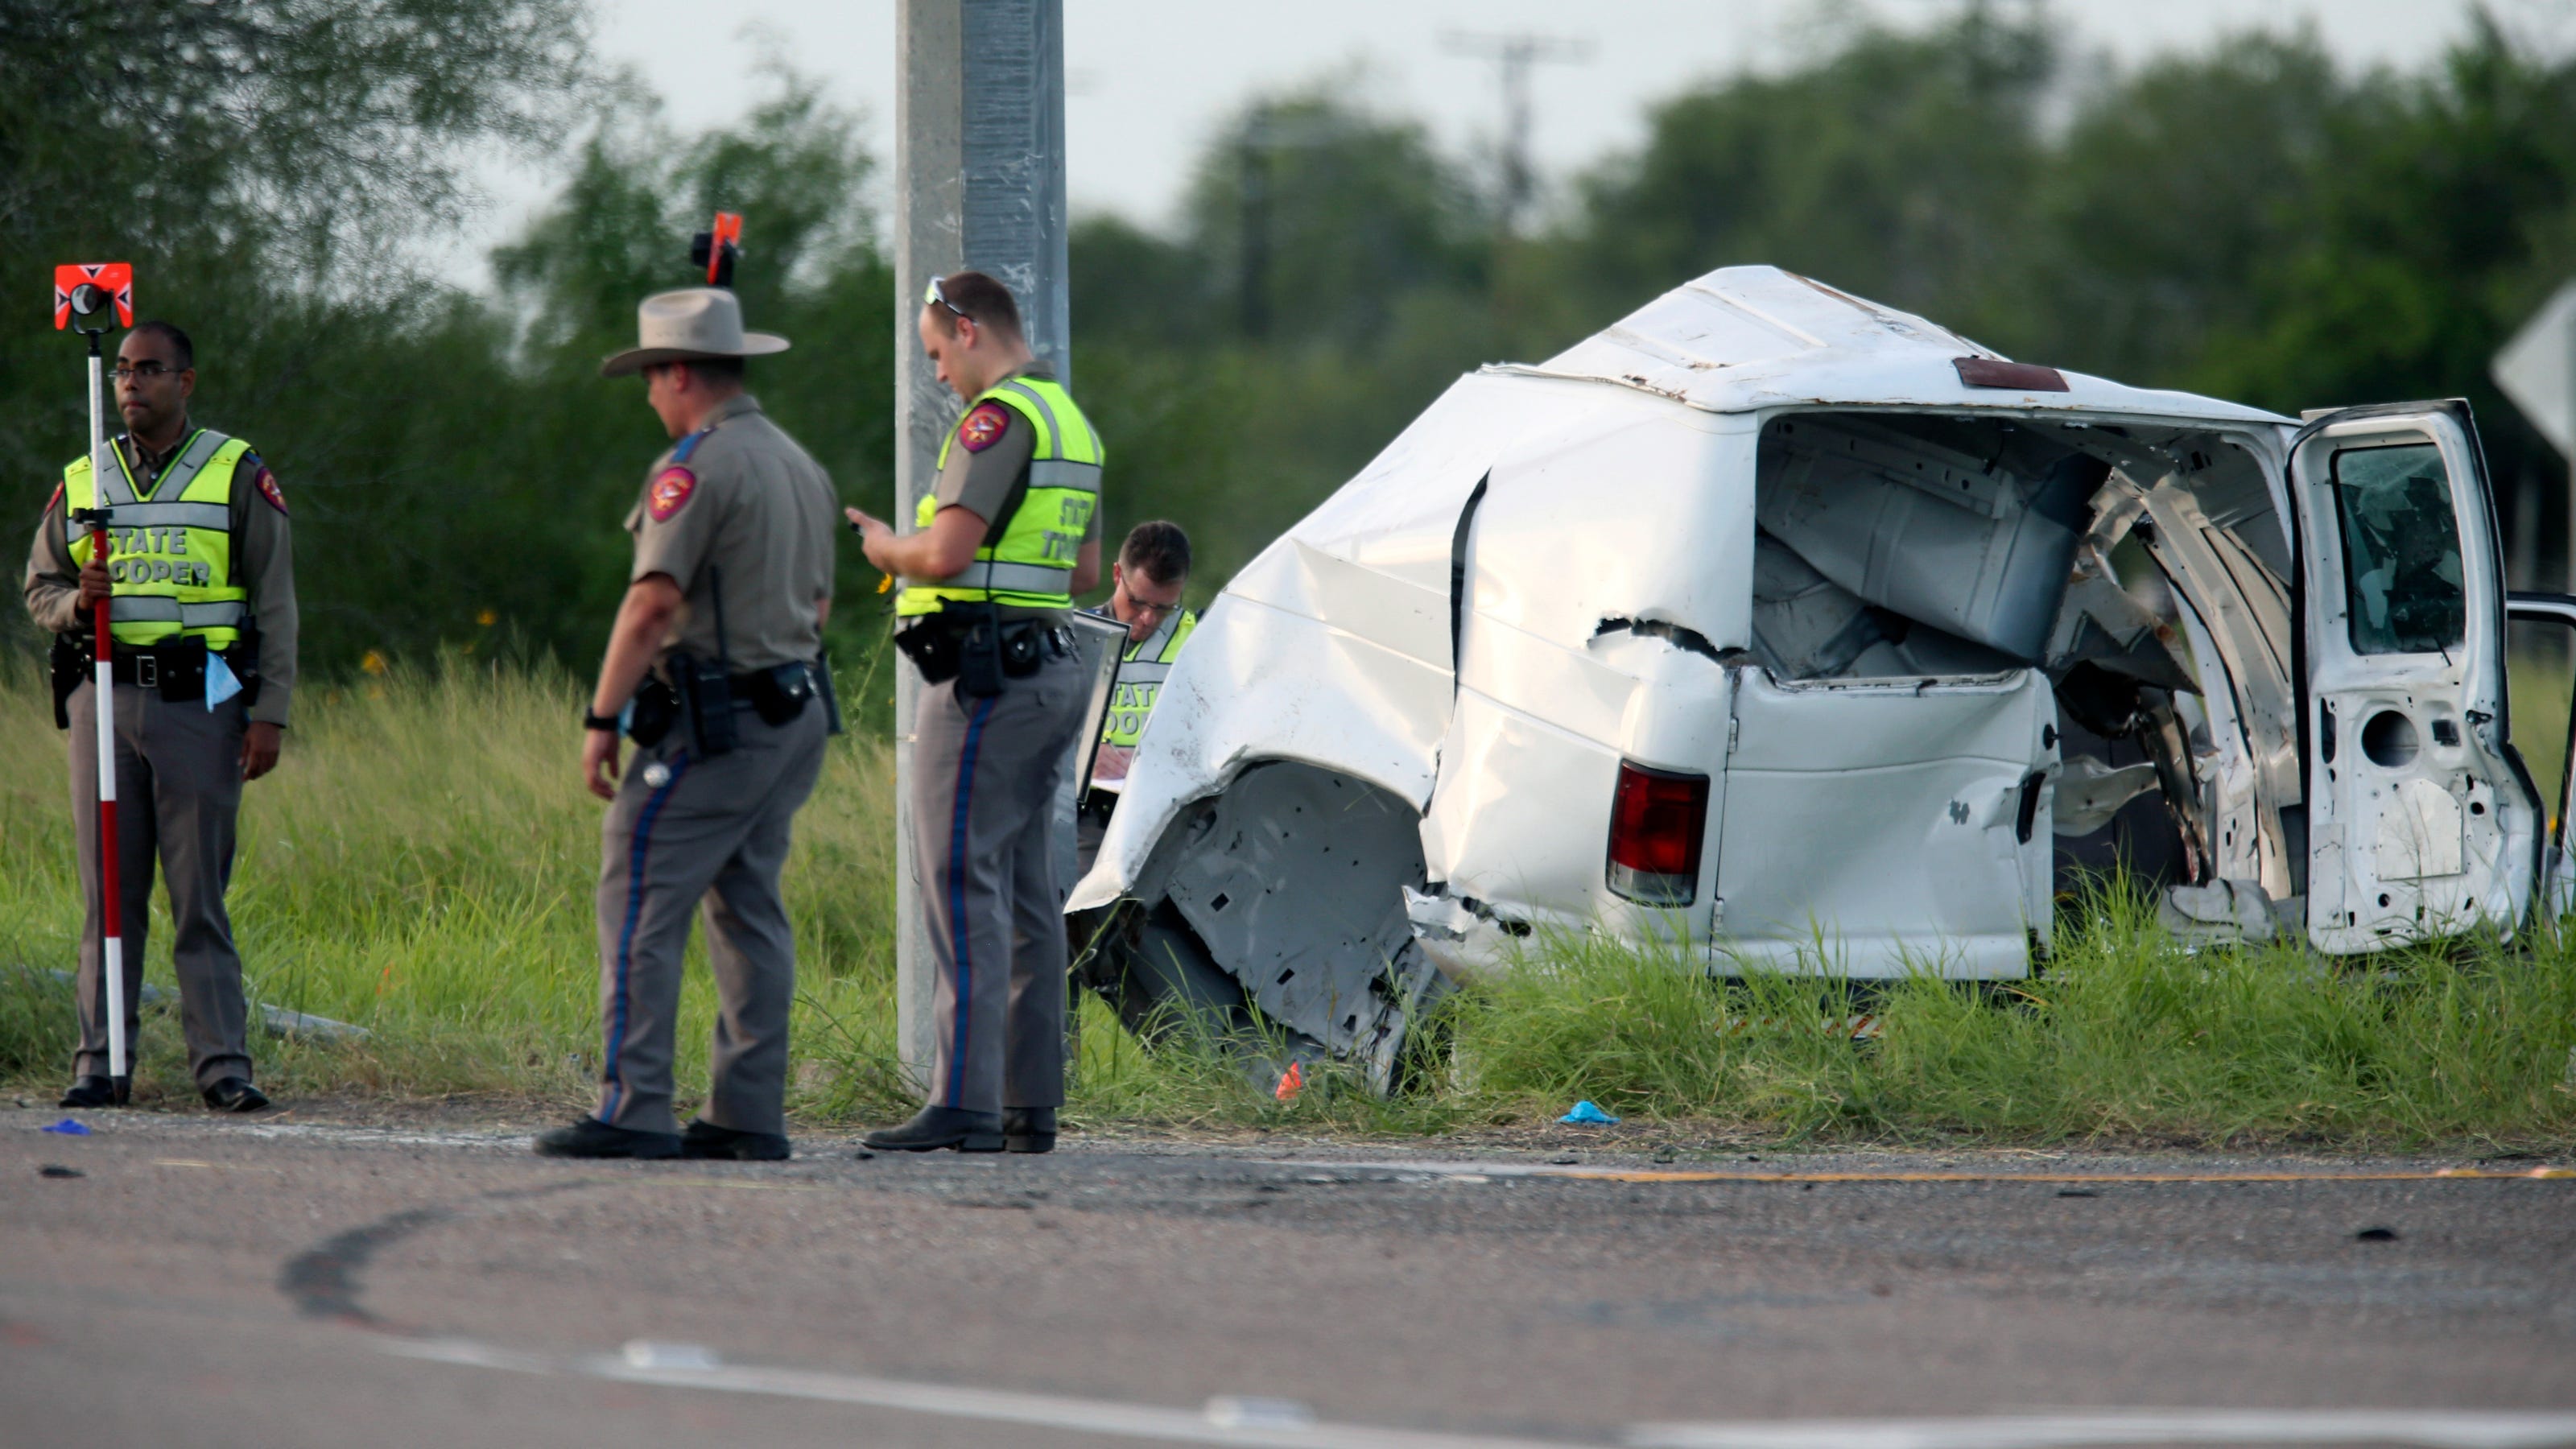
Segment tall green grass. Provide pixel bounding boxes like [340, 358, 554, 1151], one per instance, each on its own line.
[0, 658, 917, 1116]
[2, 664, 2570, 1147]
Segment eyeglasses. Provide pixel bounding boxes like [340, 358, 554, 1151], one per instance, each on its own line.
[924, 275, 971, 321]
[110, 361, 176, 382]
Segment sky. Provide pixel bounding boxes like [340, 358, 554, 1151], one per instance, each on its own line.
[439, 0, 2570, 287]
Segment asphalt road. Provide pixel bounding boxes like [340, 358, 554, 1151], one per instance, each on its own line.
[2, 1105, 2571, 1449]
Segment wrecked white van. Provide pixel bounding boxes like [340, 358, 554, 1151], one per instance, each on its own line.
[1067, 265, 2576, 1087]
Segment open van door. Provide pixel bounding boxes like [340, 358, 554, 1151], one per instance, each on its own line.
[2289, 402, 2542, 952]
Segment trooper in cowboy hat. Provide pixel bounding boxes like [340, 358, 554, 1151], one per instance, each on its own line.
[538, 286, 841, 1162]
[598, 286, 791, 377]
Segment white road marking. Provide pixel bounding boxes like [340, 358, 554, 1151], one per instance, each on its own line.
[374, 1331, 1579, 1447]
[1624, 1411, 2576, 1449]
[374, 1332, 2576, 1449]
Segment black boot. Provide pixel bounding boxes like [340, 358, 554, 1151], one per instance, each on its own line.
[1003, 1106, 1056, 1154]
[59, 1075, 126, 1109]
[533, 1117, 680, 1159]
[861, 1106, 1003, 1153]
[200, 1077, 270, 1113]
[681, 1120, 791, 1162]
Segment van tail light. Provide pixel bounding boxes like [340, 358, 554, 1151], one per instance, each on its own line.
[1606, 760, 1709, 906]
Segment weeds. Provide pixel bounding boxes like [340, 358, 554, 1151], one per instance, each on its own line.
[2, 664, 2569, 1148]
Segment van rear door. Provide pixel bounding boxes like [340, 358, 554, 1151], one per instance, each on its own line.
[2287, 402, 2541, 950]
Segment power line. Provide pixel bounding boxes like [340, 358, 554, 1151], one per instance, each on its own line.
[1440, 30, 1595, 233]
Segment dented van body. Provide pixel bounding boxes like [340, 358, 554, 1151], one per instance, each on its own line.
[1066, 266, 2576, 1087]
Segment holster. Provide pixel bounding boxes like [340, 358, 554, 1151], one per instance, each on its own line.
[674, 652, 739, 758]
[626, 675, 680, 748]
[48, 635, 82, 730]
[815, 652, 844, 737]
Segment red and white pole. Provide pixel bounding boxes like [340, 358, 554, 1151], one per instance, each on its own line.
[85, 332, 126, 1098]
[56, 263, 134, 1102]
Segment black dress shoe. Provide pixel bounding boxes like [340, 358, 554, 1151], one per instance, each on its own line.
[533, 1117, 681, 1159]
[861, 1106, 1004, 1153]
[201, 1078, 269, 1113]
[681, 1119, 791, 1162]
[1003, 1106, 1056, 1154]
[60, 1075, 126, 1109]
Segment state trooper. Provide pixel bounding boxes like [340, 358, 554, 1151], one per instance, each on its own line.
[23, 320, 297, 1113]
[1078, 519, 1196, 869]
[846, 270, 1101, 1154]
[536, 287, 840, 1162]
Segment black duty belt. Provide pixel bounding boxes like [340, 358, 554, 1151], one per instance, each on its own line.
[102, 642, 250, 701]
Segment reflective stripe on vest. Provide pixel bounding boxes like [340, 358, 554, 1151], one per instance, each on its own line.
[64, 428, 253, 649]
[109, 597, 248, 627]
[1100, 608, 1195, 749]
[901, 374, 1103, 616]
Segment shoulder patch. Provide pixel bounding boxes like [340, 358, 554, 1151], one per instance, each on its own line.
[958, 402, 1011, 453]
[648, 465, 697, 522]
[254, 467, 288, 515]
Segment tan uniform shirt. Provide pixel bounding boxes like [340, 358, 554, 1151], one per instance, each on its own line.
[930, 361, 1100, 622]
[23, 425, 300, 728]
[626, 394, 837, 671]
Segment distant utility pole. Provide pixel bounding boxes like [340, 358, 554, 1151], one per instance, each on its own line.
[1441, 31, 1593, 233]
[1234, 109, 1347, 339]
[893, 0, 1068, 1088]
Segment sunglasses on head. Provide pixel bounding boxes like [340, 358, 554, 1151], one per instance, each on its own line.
[925, 275, 972, 321]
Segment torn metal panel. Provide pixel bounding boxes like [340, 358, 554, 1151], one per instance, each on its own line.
[2055, 756, 2162, 836]
[2128, 476, 2303, 899]
[1158, 762, 1447, 1089]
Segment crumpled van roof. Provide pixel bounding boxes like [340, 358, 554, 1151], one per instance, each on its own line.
[1495, 265, 2292, 427]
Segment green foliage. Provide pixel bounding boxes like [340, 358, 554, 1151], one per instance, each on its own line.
[1564, 6, 2056, 339]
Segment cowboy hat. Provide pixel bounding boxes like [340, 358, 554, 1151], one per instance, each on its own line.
[599, 287, 791, 378]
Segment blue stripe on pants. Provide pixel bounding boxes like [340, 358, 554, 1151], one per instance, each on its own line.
[945, 696, 997, 1108]
[602, 752, 691, 1120]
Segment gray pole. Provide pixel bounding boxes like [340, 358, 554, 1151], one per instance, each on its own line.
[893, 0, 1069, 1088]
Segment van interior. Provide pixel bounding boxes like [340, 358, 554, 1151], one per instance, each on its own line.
[1748, 410, 2305, 897]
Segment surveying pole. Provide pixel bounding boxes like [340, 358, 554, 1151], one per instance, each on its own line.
[893, 0, 1070, 1086]
[53, 262, 136, 1103]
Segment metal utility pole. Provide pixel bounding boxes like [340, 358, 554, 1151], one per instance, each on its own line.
[1440, 31, 1592, 234]
[894, 0, 1069, 1086]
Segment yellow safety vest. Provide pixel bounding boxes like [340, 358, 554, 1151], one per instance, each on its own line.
[1100, 608, 1196, 749]
[898, 374, 1103, 616]
[62, 429, 252, 649]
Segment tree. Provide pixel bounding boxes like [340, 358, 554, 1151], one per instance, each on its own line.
[1563, 5, 2056, 340]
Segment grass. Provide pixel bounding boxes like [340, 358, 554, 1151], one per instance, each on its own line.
[2, 662, 2571, 1150]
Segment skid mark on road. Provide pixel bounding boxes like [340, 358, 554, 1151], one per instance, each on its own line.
[275, 1178, 602, 1327]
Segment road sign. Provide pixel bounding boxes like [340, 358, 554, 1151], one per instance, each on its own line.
[2494, 279, 2576, 460]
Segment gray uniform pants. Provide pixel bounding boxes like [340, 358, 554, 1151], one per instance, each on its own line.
[592, 704, 827, 1137]
[65, 679, 252, 1088]
[913, 646, 1087, 1113]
